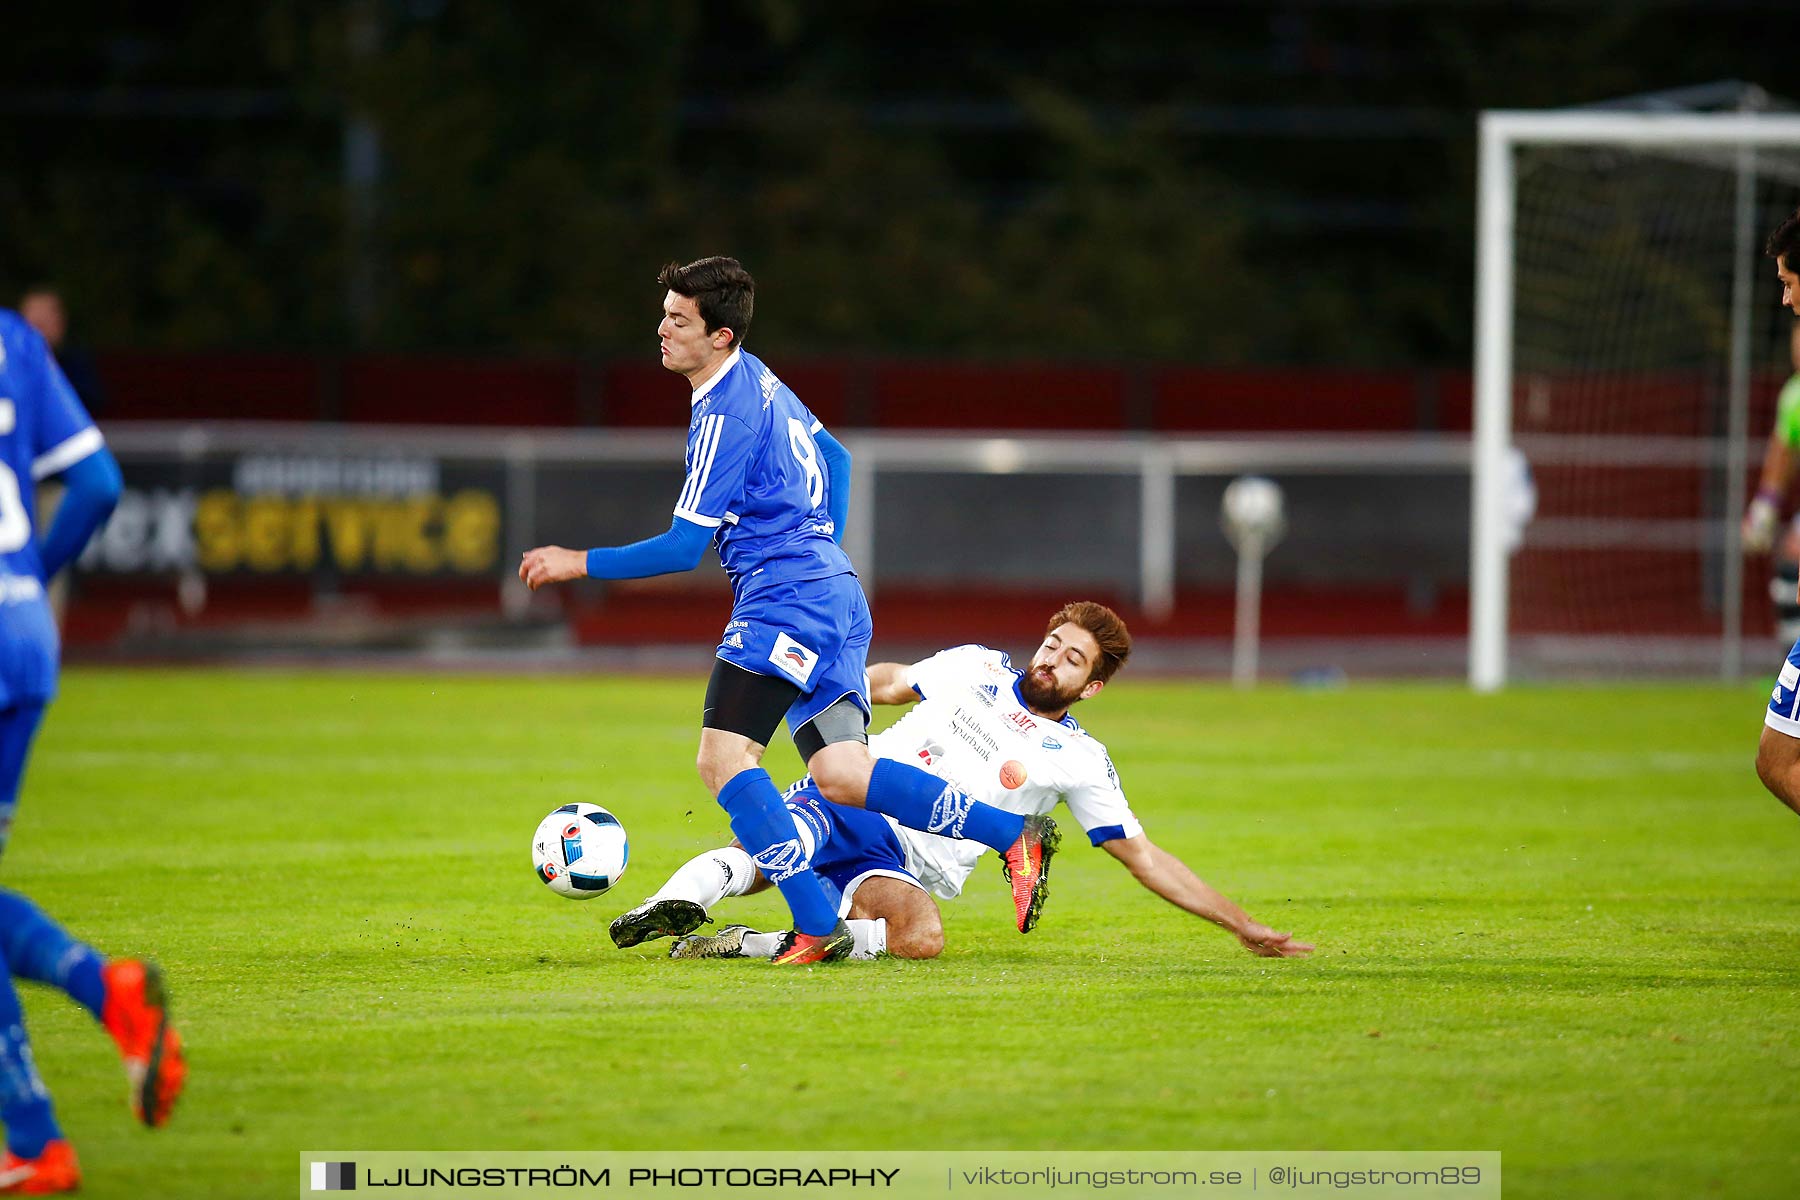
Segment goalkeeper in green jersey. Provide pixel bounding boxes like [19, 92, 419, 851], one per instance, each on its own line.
[1754, 210, 1800, 818]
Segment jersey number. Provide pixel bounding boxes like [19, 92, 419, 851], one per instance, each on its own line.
[0, 463, 30, 555]
[787, 418, 825, 508]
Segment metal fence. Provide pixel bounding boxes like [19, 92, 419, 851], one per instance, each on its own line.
[82, 423, 1475, 627]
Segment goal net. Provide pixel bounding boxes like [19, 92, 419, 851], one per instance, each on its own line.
[1471, 110, 1800, 686]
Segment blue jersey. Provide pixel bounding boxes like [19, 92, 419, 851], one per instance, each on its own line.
[0, 311, 102, 705]
[676, 348, 854, 599]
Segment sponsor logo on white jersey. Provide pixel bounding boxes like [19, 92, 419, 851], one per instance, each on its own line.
[949, 708, 1000, 761]
[1040, 735, 1062, 751]
[769, 632, 819, 685]
[1004, 710, 1038, 735]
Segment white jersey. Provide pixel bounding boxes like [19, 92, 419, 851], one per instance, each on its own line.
[872, 644, 1141, 900]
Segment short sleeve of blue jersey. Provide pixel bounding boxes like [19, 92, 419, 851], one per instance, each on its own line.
[673, 411, 758, 528]
[16, 325, 100, 479]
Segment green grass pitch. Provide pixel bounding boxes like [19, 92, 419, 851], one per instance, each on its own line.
[4, 669, 1798, 1197]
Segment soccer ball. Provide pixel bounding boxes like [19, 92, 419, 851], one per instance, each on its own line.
[531, 803, 629, 899]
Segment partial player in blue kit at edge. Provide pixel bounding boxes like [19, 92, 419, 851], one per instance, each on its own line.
[0, 310, 185, 1194]
[519, 257, 1058, 964]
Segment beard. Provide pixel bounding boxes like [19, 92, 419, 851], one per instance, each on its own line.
[1018, 667, 1085, 713]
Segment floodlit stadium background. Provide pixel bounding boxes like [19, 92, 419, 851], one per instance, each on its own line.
[11, 6, 1795, 682]
[8, 8, 1800, 1200]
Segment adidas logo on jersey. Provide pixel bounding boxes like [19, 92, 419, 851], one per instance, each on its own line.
[724, 632, 744, 649]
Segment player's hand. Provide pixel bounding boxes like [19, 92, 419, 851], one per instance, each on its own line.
[1236, 923, 1314, 958]
[1743, 494, 1779, 555]
[518, 546, 587, 591]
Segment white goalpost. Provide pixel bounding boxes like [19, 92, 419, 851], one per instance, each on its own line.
[1471, 109, 1800, 689]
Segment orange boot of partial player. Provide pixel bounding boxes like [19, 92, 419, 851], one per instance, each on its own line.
[0, 1140, 81, 1195]
[100, 959, 186, 1128]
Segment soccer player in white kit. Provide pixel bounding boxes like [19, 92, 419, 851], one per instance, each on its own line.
[613, 602, 1313, 960]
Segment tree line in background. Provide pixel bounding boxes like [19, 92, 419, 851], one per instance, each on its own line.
[2, 2, 1790, 366]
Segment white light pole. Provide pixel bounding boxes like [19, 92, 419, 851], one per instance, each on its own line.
[1221, 476, 1285, 688]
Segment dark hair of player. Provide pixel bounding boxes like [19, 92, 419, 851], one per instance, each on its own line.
[1048, 600, 1132, 684]
[657, 257, 754, 348]
[1765, 209, 1800, 267]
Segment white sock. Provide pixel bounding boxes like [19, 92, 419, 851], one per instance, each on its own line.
[848, 918, 886, 960]
[741, 930, 784, 957]
[648, 847, 756, 909]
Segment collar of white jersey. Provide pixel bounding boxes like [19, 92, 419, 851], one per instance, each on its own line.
[691, 347, 743, 407]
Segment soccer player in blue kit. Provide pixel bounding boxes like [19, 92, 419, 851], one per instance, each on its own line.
[0, 310, 185, 1193]
[519, 258, 1058, 963]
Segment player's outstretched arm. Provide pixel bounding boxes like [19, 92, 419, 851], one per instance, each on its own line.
[519, 517, 712, 590]
[1100, 834, 1313, 958]
[866, 663, 915, 706]
[518, 545, 587, 590]
[1743, 430, 1791, 555]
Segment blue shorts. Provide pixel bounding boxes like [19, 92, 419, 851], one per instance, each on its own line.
[1766, 637, 1800, 738]
[783, 782, 919, 917]
[716, 572, 872, 736]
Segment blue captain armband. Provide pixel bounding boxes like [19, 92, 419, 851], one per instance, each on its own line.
[584, 515, 712, 581]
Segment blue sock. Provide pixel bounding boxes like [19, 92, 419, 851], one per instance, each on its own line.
[864, 759, 1026, 853]
[0, 973, 60, 1158]
[716, 769, 838, 937]
[0, 891, 107, 1021]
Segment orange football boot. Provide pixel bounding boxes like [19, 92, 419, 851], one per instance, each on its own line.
[1000, 814, 1061, 933]
[0, 1140, 81, 1195]
[100, 959, 185, 1128]
[769, 920, 854, 965]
